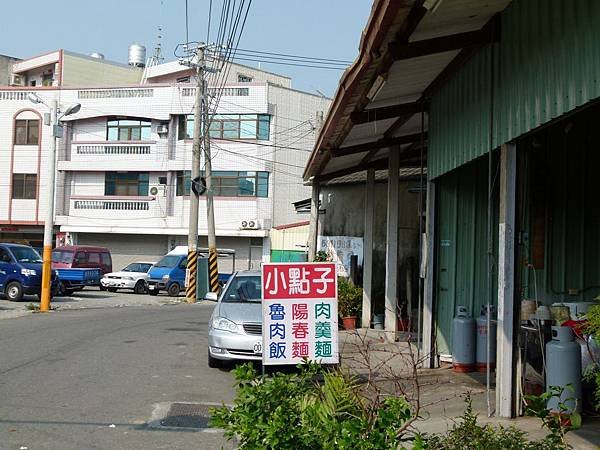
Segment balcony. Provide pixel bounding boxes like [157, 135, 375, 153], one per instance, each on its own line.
[58, 141, 168, 171]
[66, 196, 165, 221]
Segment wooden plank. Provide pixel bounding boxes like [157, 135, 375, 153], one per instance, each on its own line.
[421, 180, 437, 368]
[496, 142, 517, 418]
[362, 169, 375, 328]
[330, 132, 427, 158]
[389, 29, 491, 61]
[385, 149, 400, 340]
[350, 102, 423, 125]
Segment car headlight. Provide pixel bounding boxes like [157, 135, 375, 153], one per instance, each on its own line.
[21, 268, 36, 276]
[212, 317, 240, 333]
[162, 274, 170, 281]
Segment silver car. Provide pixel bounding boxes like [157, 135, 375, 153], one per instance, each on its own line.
[207, 271, 263, 368]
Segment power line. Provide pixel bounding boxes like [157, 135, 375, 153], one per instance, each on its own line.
[231, 56, 347, 70]
[235, 48, 353, 64]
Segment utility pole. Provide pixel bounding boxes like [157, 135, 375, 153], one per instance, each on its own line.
[204, 90, 219, 295]
[185, 46, 205, 304]
[185, 43, 220, 302]
[39, 99, 59, 311]
[307, 111, 324, 261]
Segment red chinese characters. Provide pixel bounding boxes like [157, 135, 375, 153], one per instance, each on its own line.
[263, 263, 336, 300]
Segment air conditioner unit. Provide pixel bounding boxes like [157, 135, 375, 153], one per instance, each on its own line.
[156, 124, 169, 134]
[10, 74, 25, 86]
[240, 219, 260, 230]
[149, 184, 166, 197]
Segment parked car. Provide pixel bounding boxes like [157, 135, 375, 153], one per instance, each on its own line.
[207, 270, 262, 368]
[0, 243, 55, 301]
[146, 246, 236, 297]
[52, 246, 112, 290]
[101, 262, 154, 294]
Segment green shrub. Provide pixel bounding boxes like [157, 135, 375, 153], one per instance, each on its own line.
[338, 277, 362, 318]
[210, 362, 418, 450]
[584, 302, 600, 410]
[425, 395, 564, 450]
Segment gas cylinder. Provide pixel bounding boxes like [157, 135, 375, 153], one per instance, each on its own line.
[545, 326, 582, 413]
[476, 305, 497, 372]
[452, 305, 475, 373]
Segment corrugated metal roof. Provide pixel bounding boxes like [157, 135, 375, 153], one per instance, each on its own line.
[304, 0, 512, 181]
[429, 0, 600, 178]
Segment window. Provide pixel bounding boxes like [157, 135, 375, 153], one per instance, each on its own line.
[14, 119, 39, 145]
[101, 253, 112, 267]
[178, 114, 270, 140]
[238, 74, 253, 82]
[158, 176, 167, 185]
[30, 80, 36, 87]
[12, 174, 37, 199]
[107, 118, 151, 141]
[176, 171, 269, 197]
[0, 248, 12, 263]
[88, 253, 100, 264]
[104, 172, 149, 196]
[176, 76, 191, 83]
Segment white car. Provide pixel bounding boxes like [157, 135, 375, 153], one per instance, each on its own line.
[101, 262, 154, 294]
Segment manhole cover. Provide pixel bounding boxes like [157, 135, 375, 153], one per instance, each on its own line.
[159, 403, 212, 428]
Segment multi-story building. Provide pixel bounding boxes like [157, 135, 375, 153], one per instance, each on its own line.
[0, 51, 330, 269]
[0, 54, 21, 86]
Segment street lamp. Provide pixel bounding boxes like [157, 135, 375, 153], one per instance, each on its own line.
[28, 92, 81, 311]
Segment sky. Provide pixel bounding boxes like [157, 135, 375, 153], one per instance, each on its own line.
[1, 0, 372, 97]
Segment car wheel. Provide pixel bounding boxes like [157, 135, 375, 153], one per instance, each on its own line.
[134, 280, 147, 295]
[6, 281, 23, 302]
[167, 283, 180, 297]
[148, 289, 159, 296]
[107, 287, 118, 293]
[208, 350, 223, 368]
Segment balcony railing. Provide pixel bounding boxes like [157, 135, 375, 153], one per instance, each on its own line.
[77, 88, 154, 99]
[181, 87, 249, 97]
[75, 144, 151, 155]
[73, 199, 150, 211]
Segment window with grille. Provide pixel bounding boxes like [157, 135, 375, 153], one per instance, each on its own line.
[14, 119, 39, 145]
[12, 174, 37, 199]
[178, 114, 270, 140]
[176, 171, 269, 197]
[107, 118, 151, 141]
[104, 172, 149, 196]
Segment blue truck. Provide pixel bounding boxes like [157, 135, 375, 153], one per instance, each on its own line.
[0, 243, 55, 301]
[147, 247, 235, 297]
[55, 268, 103, 296]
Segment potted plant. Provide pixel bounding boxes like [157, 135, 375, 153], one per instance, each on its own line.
[338, 277, 362, 330]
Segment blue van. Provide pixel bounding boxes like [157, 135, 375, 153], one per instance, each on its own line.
[0, 243, 49, 301]
[146, 247, 236, 297]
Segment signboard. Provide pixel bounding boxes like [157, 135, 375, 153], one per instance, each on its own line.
[318, 236, 363, 277]
[262, 262, 338, 365]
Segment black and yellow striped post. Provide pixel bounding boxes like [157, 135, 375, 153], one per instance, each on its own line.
[208, 247, 220, 294]
[185, 249, 198, 303]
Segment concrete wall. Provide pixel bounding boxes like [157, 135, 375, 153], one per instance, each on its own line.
[319, 179, 421, 316]
[0, 54, 20, 86]
[268, 84, 331, 226]
[62, 54, 142, 86]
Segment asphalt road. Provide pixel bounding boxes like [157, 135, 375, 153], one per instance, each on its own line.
[0, 303, 237, 450]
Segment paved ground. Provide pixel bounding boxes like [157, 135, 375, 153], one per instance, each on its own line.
[0, 288, 183, 321]
[0, 302, 236, 450]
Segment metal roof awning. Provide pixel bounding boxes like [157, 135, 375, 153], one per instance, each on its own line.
[304, 0, 511, 183]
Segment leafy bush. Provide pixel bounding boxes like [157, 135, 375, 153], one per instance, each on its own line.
[210, 363, 418, 450]
[584, 302, 600, 410]
[338, 277, 362, 318]
[425, 395, 564, 450]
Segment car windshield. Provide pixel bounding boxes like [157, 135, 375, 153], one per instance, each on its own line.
[154, 255, 180, 268]
[123, 263, 153, 272]
[221, 275, 262, 303]
[52, 250, 74, 264]
[11, 246, 43, 263]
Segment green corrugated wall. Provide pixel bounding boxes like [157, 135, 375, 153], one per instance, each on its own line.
[429, 0, 600, 179]
[435, 156, 498, 356]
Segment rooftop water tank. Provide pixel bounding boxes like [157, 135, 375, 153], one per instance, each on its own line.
[128, 43, 146, 68]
